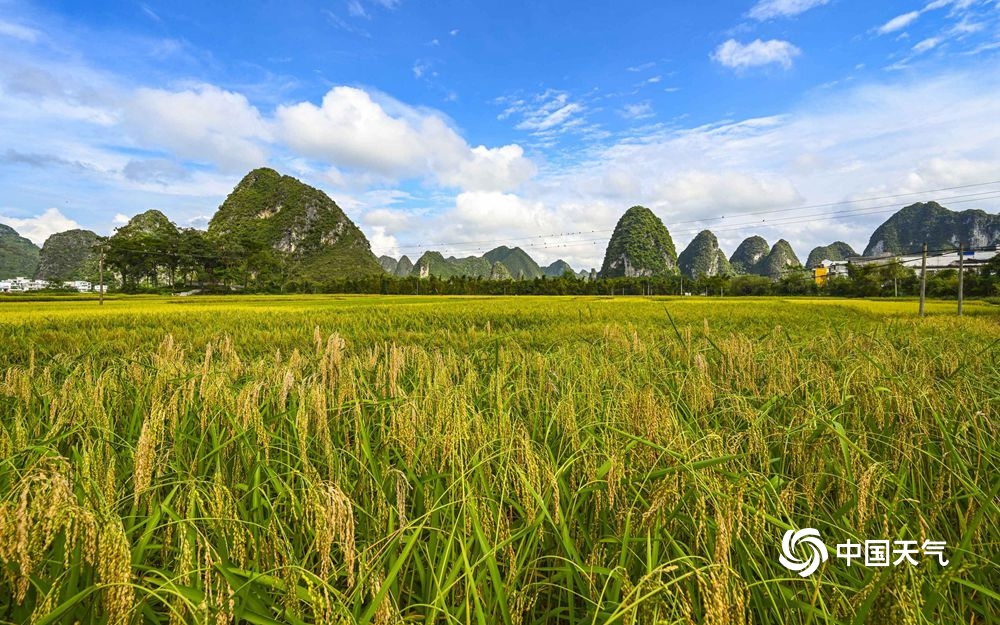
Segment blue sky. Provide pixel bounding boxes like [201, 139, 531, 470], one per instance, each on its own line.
[2, 0, 1000, 269]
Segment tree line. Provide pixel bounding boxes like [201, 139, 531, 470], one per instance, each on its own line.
[95, 212, 1000, 298]
[290, 261, 1000, 298]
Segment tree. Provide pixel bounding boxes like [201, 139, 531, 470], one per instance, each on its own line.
[106, 210, 180, 290]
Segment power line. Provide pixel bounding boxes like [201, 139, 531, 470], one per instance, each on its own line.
[94, 180, 1000, 264]
[389, 179, 1000, 252]
[389, 191, 1000, 257]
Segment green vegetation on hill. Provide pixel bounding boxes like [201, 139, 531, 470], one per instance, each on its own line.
[209, 168, 382, 283]
[0, 224, 40, 279]
[378, 255, 398, 273]
[483, 246, 543, 279]
[864, 201, 1000, 256]
[805, 241, 857, 268]
[413, 251, 492, 279]
[543, 259, 573, 277]
[35, 229, 101, 282]
[600, 206, 678, 278]
[756, 239, 801, 279]
[401, 247, 556, 280]
[729, 236, 770, 274]
[678, 230, 731, 279]
[394, 255, 414, 277]
[488, 260, 513, 280]
[106, 210, 182, 288]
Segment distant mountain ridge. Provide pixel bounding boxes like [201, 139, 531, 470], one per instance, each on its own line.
[378, 246, 576, 280]
[543, 259, 573, 277]
[806, 242, 857, 269]
[0, 223, 40, 279]
[5, 173, 1000, 287]
[864, 201, 1000, 256]
[483, 246, 544, 279]
[35, 229, 100, 282]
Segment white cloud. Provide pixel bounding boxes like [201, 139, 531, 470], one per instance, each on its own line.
[748, 0, 831, 20]
[878, 11, 922, 34]
[276, 86, 534, 191]
[139, 4, 161, 22]
[365, 225, 400, 257]
[499, 90, 587, 135]
[412, 60, 430, 78]
[452, 191, 548, 233]
[0, 19, 39, 42]
[438, 144, 536, 192]
[621, 102, 654, 120]
[449, 29, 459, 36]
[278, 87, 451, 177]
[913, 37, 942, 53]
[0, 208, 82, 245]
[712, 39, 802, 69]
[445, 69, 1000, 267]
[346, 0, 369, 19]
[626, 62, 656, 73]
[124, 84, 270, 172]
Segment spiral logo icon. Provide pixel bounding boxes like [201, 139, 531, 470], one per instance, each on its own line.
[779, 528, 828, 577]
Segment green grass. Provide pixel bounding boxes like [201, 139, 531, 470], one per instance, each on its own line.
[0, 295, 997, 624]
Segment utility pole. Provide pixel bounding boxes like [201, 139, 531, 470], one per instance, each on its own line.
[958, 241, 965, 316]
[919, 242, 927, 317]
[98, 244, 105, 306]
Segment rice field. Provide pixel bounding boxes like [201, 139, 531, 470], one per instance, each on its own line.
[0, 295, 997, 624]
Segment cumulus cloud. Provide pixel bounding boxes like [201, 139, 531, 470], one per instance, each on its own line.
[452, 191, 548, 232]
[460, 69, 1000, 267]
[0, 208, 82, 245]
[438, 145, 536, 191]
[712, 39, 802, 70]
[365, 225, 400, 257]
[276, 86, 533, 191]
[748, 0, 831, 20]
[124, 84, 270, 172]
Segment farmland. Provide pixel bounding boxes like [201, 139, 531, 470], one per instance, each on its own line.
[0, 295, 997, 624]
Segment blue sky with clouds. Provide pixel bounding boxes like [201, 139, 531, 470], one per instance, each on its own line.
[1, 0, 999, 269]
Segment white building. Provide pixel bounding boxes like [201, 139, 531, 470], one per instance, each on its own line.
[818, 259, 851, 277]
[851, 248, 997, 274]
[62, 280, 92, 292]
[0, 277, 49, 292]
